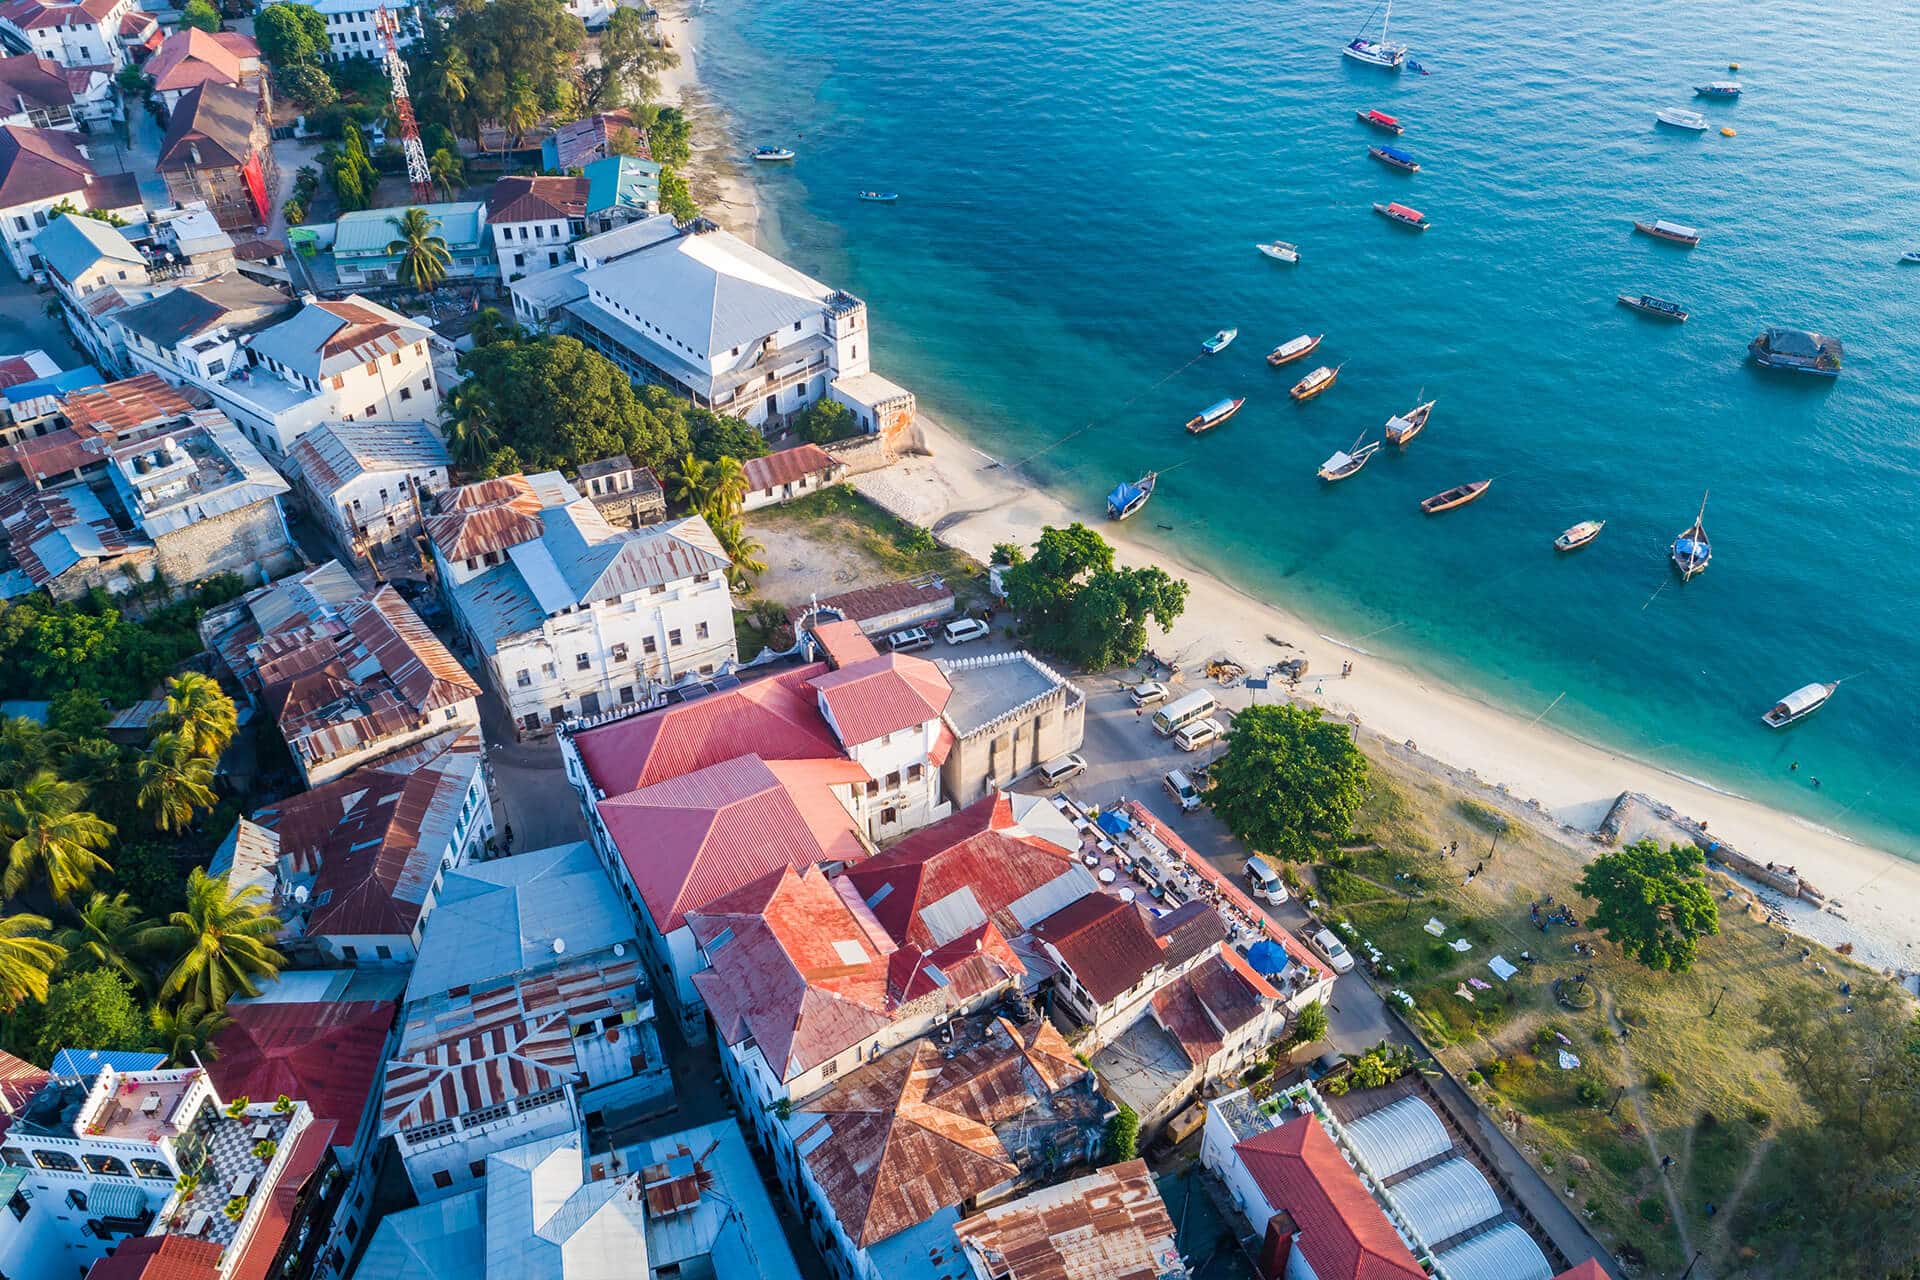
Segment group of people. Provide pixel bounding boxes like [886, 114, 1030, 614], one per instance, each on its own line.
[1530, 896, 1580, 932]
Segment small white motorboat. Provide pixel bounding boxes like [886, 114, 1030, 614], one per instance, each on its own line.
[1203, 328, 1238, 354]
[1762, 681, 1837, 728]
[1655, 109, 1710, 131]
[752, 146, 796, 162]
[1902, 250, 1920, 263]
[1257, 241, 1300, 263]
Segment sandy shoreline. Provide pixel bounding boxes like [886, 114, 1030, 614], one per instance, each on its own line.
[855, 413, 1920, 973]
[652, 1, 761, 244]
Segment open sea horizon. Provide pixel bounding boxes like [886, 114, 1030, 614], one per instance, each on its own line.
[691, 0, 1920, 856]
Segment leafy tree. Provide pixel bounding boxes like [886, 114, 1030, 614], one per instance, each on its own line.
[30, 610, 117, 680]
[1206, 704, 1369, 862]
[109, 841, 190, 920]
[53, 891, 150, 993]
[0, 771, 114, 904]
[387, 207, 452, 293]
[658, 166, 698, 222]
[0, 914, 61, 1012]
[150, 1003, 234, 1066]
[607, 124, 644, 157]
[673, 454, 714, 513]
[26, 970, 147, 1064]
[155, 674, 237, 761]
[794, 397, 858, 446]
[254, 1, 328, 65]
[47, 689, 109, 740]
[647, 106, 691, 167]
[1576, 839, 1720, 972]
[707, 455, 749, 521]
[272, 61, 336, 112]
[116, 65, 150, 98]
[990, 542, 1025, 567]
[56, 738, 124, 800]
[180, 0, 220, 32]
[0, 717, 50, 789]
[1004, 522, 1111, 632]
[143, 868, 284, 1013]
[1002, 523, 1187, 669]
[135, 732, 219, 834]
[502, 73, 542, 147]
[428, 146, 465, 200]
[582, 7, 678, 109]
[324, 123, 378, 212]
[467, 307, 522, 349]
[685, 407, 769, 462]
[1288, 999, 1329, 1047]
[1104, 1102, 1139, 1162]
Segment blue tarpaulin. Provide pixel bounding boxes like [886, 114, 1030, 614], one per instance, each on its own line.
[1246, 939, 1293, 975]
[1107, 482, 1142, 513]
[1096, 810, 1132, 837]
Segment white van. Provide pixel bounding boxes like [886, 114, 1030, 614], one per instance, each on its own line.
[1037, 753, 1087, 788]
[943, 617, 990, 645]
[1173, 717, 1223, 752]
[1151, 690, 1217, 737]
[1245, 856, 1288, 904]
[1312, 928, 1356, 974]
[1162, 769, 1203, 812]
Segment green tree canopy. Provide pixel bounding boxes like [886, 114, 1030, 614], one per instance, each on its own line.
[582, 6, 677, 110]
[180, 0, 220, 32]
[272, 61, 337, 112]
[53, 891, 150, 993]
[1104, 1102, 1139, 1162]
[26, 970, 147, 1065]
[154, 673, 237, 761]
[658, 166, 698, 222]
[142, 868, 285, 1013]
[1001, 523, 1187, 669]
[387, 207, 452, 293]
[447, 0, 581, 131]
[1575, 838, 1720, 972]
[0, 913, 62, 1013]
[135, 732, 219, 834]
[0, 770, 114, 904]
[647, 106, 691, 167]
[255, 2, 328, 64]
[1206, 704, 1369, 862]
[793, 397, 858, 446]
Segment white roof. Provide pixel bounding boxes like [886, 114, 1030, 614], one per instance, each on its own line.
[1344, 1096, 1451, 1178]
[1435, 1222, 1553, 1280]
[355, 1189, 485, 1280]
[485, 1133, 649, 1279]
[1390, 1158, 1500, 1243]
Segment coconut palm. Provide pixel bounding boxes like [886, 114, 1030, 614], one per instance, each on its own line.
[154, 673, 237, 760]
[428, 147, 465, 201]
[387, 207, 451, 294]
[502, 73, 541, 148]
[440, 380, 500, 471]
[0, 716, 49, 789]
[56, 737, 125, 794]
[149, 1002, 234, 1066]
[427, 45, 471, 109]
[54, 890, 150, 993]
[141, 868, 284, 1013]
[0, 771, 114, 904]
[135, 732, 218, 834]
[0, 913, 62, 1011]
[710, 516, 767, 587]
[672, 454, 714, 513]
[706, 455, 750, 522]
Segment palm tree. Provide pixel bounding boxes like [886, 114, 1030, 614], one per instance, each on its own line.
[135, 733, 218, 834]
[0, 716, 49, 789]
[154, 673, 237, 760]
[672, 454, 714, 513]
[149, 1003, 234, 1066]
[428, 147, 465, 201]
[388, 207, 451, 294]
[141, 868, 284, 1013]
[55, 890, 150, 993]
[440, 381, 500, 471]
[0, 771, 113, 904]
[707, 455, 750, 522]
[0, 913, 62, 1012]
[427, 46, 471, 110]
[502, 73, 541, 148]
[56, 737, 124, 793]
[710, 516, 767, 587]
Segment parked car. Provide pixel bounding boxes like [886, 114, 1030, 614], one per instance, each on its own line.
[1037, 753, 1087, 788]
[1311, 928, 1355, 974]
[943, 617, 991, 645]
[886, 627, 932, 653]
[1173, 716, 1223, 752]
[1162, 768, 1203, 812]
[1127, 680, 1171, 707]
[1245, 855, 1288, 904]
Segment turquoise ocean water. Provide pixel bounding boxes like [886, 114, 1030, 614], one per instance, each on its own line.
[693, 0, 1920, 852]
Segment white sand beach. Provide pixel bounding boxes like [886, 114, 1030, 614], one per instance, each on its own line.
[855, 413, 1920, 973]
[651, 1, 761, 244]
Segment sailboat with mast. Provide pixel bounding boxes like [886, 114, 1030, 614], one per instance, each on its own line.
[1343, 0, 1409, 69]
[1670, 491, 1712, 580]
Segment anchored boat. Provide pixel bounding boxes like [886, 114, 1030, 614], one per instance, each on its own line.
[1554, 519, 1605, 551]
[1343, 0, 1408, 68]
[753, 146, 796, 162]
[1369, 144, 1420, 172]
[1617, 293, 1689, 321]
[1106, 471, 1157, 521]
[1203, 328, 1238, 355]
[858, 190, 899, 202]
[1695, 81, 1742, 97]
[1656, 108, 1710, 131]
[1634, 219, 1701, 246]
[1356, 108, 1404, 134]
[1762, 681, 1837, 729]
[1185, 397, 1246, 435]
[1290, 364, 1342, 402]
[1383, 398, 1433, 445]
[1374, 201, 1429, 229]
[1420, 480, 1490, 514]
[1318, 436, 1380, 482]
[1266, 333, 1324, 366]
[1670, 492, 1711, 580]
[1749, 327, 1842, 376]
[1257, 241, 1301, 262]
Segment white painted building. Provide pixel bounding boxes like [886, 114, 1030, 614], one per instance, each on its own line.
[311, 0, 418, 60]
[0, 124, 140, 278]
[426, 472, 736, 737]
[0, 53, 111, 128]
[0, 0, 148, 72]
[288, 418, 449, 561]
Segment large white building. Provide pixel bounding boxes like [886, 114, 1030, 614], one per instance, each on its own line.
[0, 0, 152, 72]
[426, 471, 736, 737]
[288, 418, 449, 562]
[310, 0, 417, 60]
[508, 215, 917, 440]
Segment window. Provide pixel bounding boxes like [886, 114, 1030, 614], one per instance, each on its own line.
[431, 1170, 453, 1189]
[907, 764, 923, 783]
[341, 945, 358, 960]
[575, 652, 591, 671]
[881, 807, 898, 825]
[619, 686, 634, 704]
[365, 360, 378, 376]
[668, 629, 682, 647]
[885, 771, 900, 788]
[331, 375, 344, 390]
[695, 621, 709, 640]
[399, 386, 412, 401]
[611, 643, 628, 662]
[391, 351, 403, 366]
[864, 780, 878, 797]
[375, 944, 392, 960]
[366, 405, 377, 417]
[541, 662, 556, 677]
[642, 637, 657, 654]
[521, 712, 541, 732]
[821, 1057, 838, 1079]
[421, 378, 432, 391]
[7, 1190, 25, 1222]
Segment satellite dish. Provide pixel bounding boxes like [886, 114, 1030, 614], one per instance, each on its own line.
[551, 937, 567, 955]
[612, 943, 625, 957]
[291, 884, 309, 903]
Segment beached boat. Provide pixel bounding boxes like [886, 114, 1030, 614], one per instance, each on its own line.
[1554, 519, 1605, 551]
[1421, 480, 1490, 514]
[1655, 109, 1710, 131]
[1695, 81, 1742, 97]
[1383, 398, 1433, 445]
[1343, 0, 1408, 68]
[858, 190, 899, 202]
[1373, 201, 1429, 230]
[1257, 241, 1301, 263]
[1185, 397, 1246, 435]
[1266, 333, 1324, 366]
[1749, 327, 1843, 376]
[1670, 492, 1711, 580]
[1762, 681, 1837, 729]
[1203, 328, 1238, 355]
[1633, 219, 1701, 247]
[1355, 108, 1404, 134]
[753, 146, 796, 162]
[1369, 145, 1420, 172]
[1106, 471, 1157, 521]
[1617, 293, 1689, 322]
[1290, 364, 1341, 402]
[1318, 437, 1379, 482]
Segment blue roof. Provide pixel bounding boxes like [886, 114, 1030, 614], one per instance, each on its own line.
[1106, 481, 1143, 511]
[50, 1049, 166, 1079]
[5, 366, 102, 405]
[584, 155, 660, 215]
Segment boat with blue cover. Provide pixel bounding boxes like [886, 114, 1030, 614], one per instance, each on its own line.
[1695, 81, 1742, 97]
[1617, 293, 1688, 321]
[1185, 397, 1245, 435]
[1369, 144, 1419, 172]
[1670, 492, 1711, 580]
[1106, 471, 1157, 520]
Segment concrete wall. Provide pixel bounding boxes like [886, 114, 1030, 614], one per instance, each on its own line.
[152, 497, 298, 588]
[941, 684, 1086, 809]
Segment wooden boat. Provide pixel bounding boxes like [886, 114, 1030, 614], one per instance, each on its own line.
[1203, 328, 1238, 355]
[1420, 479, 1490, 514]
[1383, 398, 1433, 445]
[1266, 333, 1324, 366]
[1343, 0, 1408, 68]
[1655, 108, 1710, 131]
[1749, 328, 1842, 377]
[752, 146, 796, 162]
[1106, 471, 1157, 521]
[1257, 241, 1300, 263]
[1762, 681, 1837, 729]
[1355, 108, 1404, 134]
[1373, 201, 1429, 230]
[1318, 436, 1379, 482]
[1670, 491, 1711, 580]
[858, 190, 899, 202]
[1369, 144, 1420, 172]
[1185, 397, 1245, 435]
[1617, 293, 1689, 322]
[1290, 363, 1342, 402]
[1633, 219, 1700, 247]
[1694, 81, 1742, 97]
[1554, 519, 1605, 551]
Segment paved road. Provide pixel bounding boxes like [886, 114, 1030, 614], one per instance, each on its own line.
[0, 265, 86, 363]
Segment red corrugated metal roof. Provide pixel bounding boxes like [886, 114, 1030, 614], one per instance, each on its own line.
[742, 443, 836, 492]
[1233, 1117, 1426, 1280]
[223, 1118, 336, 1280]
[950, 1159, 1180, 1280]
[61, 372, 193, 433]
[1029, 894, 1165, 1006]
[807, 652, 951, 745]
[82, 1234, 222, 1280]
[811, 618, 877, 667]
[206, 1000, 394, 1150]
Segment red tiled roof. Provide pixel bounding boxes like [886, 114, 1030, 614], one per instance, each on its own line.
[573, 661, 849, 794]
[82, 1234, 222, 1280]
[1029, 894, 1165, 1006]
[145, 27, 255, 92]
[0, 0, 118, 33]
[1233, 1117, 1426, 1280]
[0, 55, 73, 111]
[207, 1000, 394, 1150]
[810, 617, 877, 667]
[807, 652, 951, 746]
[0, 123, 94, 207]
[223, 1118, 336, 1280]
[486, 174, 589, 224]
[596, 753, 868, 933]
[742, 443, 836, 491]
[1554, 1264, 1610, 1280]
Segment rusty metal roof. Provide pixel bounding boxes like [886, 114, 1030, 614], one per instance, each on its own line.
[951, 1160, 1186, 1280]
[786, 577, 955, 632]
[287, 419, 446, 496]
[426, 472, 553, 561]
[61, 372, 194, 433]
[0, 477, 146, 587]
[742, 443, 836, 492]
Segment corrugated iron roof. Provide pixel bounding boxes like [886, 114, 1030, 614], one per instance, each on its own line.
[950, 1160, 1186, 1280]
[487, 174, 589, 225]
[288, 419, 447, 495]
[425, 472, 553, 561]
[0, 478, 146, 587]
[1232, 1116, 1427, 1280]
[807, 652, 951, 745]
[1029, 894, 1166, 1007]
[207, 1000, 394, 1150]
[61, 371, 193, 433]
[80, 1232, 222, 1280]
[742, 443, 836, 492]
[786, 577, 956, 632]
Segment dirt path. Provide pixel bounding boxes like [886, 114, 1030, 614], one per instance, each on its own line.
[1602, 995, 1698, 1269]
[1715, 1133, 1776, 1253]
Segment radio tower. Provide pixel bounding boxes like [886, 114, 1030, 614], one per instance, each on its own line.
[375, 5, 433, 203]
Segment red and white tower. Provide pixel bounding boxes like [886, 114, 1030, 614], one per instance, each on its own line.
[375, 5, 433, 203]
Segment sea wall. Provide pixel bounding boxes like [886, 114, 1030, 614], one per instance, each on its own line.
[1597, 791, 1826, 904]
